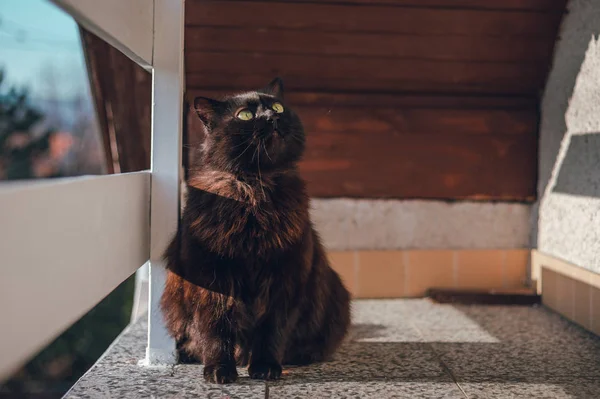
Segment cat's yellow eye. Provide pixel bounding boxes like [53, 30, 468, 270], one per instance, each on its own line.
[236, 109, 253, 121]
[272, 102, 284, 113]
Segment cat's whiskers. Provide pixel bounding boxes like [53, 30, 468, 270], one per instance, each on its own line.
[262, 140, 273, 162]
[231, 139, 254, 163]
[251, 144, 258, 163]
[256, 142, 267, 203]
[231, 136, 255, 150]
[287, 132, 304, 143]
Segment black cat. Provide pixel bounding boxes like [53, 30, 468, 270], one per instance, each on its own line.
[160, 78, 351, 384]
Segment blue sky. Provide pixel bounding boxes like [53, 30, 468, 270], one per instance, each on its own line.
[0, 0, 88, 99]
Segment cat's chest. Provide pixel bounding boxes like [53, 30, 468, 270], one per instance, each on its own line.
[189, 197, 307, 256]
[220, 198, 295, 235]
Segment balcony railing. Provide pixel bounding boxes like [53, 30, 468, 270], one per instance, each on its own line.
[0, 0, 184, 380]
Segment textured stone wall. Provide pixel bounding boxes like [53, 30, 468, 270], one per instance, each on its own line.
[312, 199, 531, 251]
[536, 0, 600, 272]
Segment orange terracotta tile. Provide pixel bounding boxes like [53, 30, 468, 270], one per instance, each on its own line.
[504, 249, 529, 288]
[573, 279, 592, 331]
[554, 272, 575, 319]
[327, 251, 356, 297]
[542, 268, 559, 311]
[356, 251, 404, 298]
[591, 286, 600, 337]
[456, 250, 504, 289]
[405, 250, 454, 297]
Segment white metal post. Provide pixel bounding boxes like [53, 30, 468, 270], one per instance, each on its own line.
[146, 0, 185, 365]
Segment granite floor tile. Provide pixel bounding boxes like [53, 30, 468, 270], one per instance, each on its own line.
[433, 343, 600, 383]
[90, 317, 148, 367]
[459, 381, 600, 399]
[65, 367, 177, 399]
[65, 300, 600, 399]
[351, 299, 425, 326]
[281, 341, 453, 383]
[268, 381, 465, 399]
[349, 321, 423, 343]
[172, 365, 266, 399]
[415, 328, 499, 344]
[430, 304, 600, 383]
[447, 304, 591, 341]
[406, 302, 496, 332]
[64, 316, 267, 399]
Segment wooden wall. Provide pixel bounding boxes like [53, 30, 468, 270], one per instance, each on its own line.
[185, 0, 568, 201]
[81, 30, 152, 174]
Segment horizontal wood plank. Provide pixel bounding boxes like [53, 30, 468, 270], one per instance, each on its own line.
[186, 27, 555, 63]
[186, 52, 544, 95]
[295, 107, 536, 136]
[186, 91, 538, 110]
[186, 1, 564, 38]
[187, 74, 538, 96]
[0, 172, 150, 379]
[185, 105, 537, 142]
[299, 127, 537, 199]
[191, 0, 566, 12]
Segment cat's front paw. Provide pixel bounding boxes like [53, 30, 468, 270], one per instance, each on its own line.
[248, 362, 282, 380]
[203, 363, 238, 384]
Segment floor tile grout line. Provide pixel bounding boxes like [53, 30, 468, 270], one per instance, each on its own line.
[433, 353, 469, 399]
[408, 320, 470, 399]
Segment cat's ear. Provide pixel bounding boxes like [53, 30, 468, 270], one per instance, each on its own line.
[260, 77, 284, 100]
[193, 96, 223, 128]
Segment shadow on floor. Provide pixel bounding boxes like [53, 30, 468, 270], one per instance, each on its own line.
[271, 303, 600, 398]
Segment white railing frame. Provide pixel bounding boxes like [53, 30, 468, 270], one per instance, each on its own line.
[0, 172, 152, 379]
[0, 0, 182, 379]
[146, 0, 185, 365]
[52, 0, 154, 68]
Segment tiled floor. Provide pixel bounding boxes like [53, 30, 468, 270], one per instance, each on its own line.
[66, 299, 600, 398]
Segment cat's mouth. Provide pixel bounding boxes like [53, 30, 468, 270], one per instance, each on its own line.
[258, 127, 282, 140]
[259, 130, 284, 161]
[265, 126, 284, 141]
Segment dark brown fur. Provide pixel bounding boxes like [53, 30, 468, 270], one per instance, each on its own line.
[160, 78, 350, 384]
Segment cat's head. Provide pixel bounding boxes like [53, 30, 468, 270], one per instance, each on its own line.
[193, 78, 305, 173]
